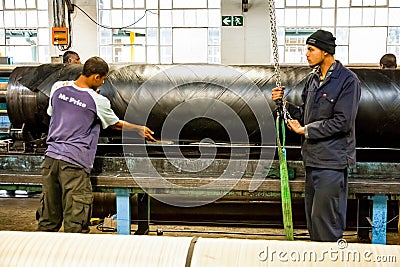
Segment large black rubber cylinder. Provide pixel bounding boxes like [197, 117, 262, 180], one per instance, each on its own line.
[6, 64, 400, 148]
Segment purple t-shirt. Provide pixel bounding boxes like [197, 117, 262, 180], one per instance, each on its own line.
[45, 81, 119, 173]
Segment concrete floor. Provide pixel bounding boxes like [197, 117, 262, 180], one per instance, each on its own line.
[0, 195, 399, 245]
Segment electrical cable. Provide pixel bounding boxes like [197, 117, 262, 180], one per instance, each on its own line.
[96, 223, 116, 232]
[95, 218, 117, 232]
[53, 3, 155, 50]
[386, 215, 399, 225]
[72, 4, 157, 30]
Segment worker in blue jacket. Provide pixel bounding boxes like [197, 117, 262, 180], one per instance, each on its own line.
[272, 29, 361, 242]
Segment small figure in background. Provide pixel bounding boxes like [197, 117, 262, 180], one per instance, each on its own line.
[63, 50, 81, 65]
[380, 53, 397, 69]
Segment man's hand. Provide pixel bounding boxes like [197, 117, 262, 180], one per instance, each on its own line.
[287, 119, 305, 135]
[110, 121, 157, 142]
[137, 126, 157, 142]
[272, 86, 285, 102]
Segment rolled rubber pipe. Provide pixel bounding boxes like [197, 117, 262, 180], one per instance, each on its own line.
[6, 64, 400, 147]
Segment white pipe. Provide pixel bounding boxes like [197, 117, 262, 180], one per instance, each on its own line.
[191, 237, 400, 266]
[0, 231, 192, 267]
[0, 231, 399, 267]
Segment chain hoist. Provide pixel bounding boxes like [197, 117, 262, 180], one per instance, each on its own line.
[268, 0, 294, 241]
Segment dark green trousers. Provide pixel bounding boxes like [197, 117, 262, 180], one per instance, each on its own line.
[37, 157, 93, 233]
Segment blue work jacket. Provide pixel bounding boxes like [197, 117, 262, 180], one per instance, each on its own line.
[288, 60, 361, 169]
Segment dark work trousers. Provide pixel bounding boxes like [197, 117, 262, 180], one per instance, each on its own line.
[37, 157, 93, 233]
[305, 167, 348, 241]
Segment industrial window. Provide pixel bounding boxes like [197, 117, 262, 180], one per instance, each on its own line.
[284, 0, 321, 7]
[350, 0, 388, 7]
[97, 0, 221, 64]
[0, 0, 50, 63]
[275, 0, 400, 65]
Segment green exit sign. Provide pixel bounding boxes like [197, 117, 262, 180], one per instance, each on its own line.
[222, 15, 244, 27]
[232, 16, 244, 26]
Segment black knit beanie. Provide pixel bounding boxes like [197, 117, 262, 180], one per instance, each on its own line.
[306, 30, 336, 55]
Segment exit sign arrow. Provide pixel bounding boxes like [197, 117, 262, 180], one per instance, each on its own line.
[222, 16, 232, 26]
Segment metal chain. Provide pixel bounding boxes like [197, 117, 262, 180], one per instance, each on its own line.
[269, 0, 293, 123]
[269, 0, 294, 241]
[268, 0, 281, 88]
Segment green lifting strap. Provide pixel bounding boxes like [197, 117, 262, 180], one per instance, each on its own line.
[276, 114, 294, 241]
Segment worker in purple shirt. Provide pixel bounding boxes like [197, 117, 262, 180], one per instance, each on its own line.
[37, 56, 156, 233]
